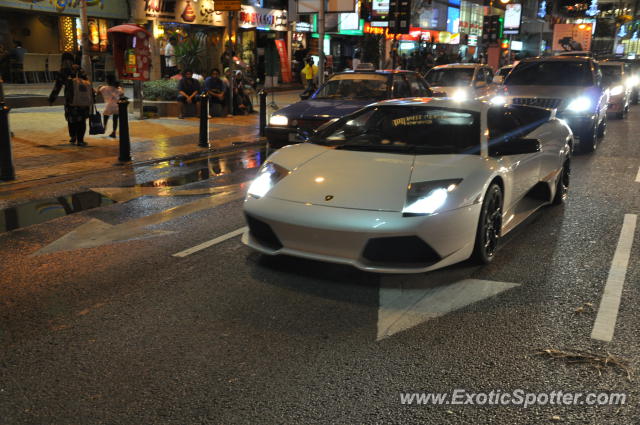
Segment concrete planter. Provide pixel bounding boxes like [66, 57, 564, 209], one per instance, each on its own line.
[143, 99, 201, 118]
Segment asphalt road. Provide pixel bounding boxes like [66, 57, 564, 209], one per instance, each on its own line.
[1, 107, 639, 424]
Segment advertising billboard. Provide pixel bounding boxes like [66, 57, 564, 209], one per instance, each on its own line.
[504, 3, 521, 35]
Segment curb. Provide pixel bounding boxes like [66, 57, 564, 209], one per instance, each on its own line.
[0, 139, 267, 191]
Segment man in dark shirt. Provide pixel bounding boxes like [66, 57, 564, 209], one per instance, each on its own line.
[177, 69, 201, 118]
[204, 68, 225, 117]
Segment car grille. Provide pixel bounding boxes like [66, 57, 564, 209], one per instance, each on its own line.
[295, 119, 329, 130]
[245, 215, 283, 250]
[362, 236, 441, 265]
[512, 98, 562, 108]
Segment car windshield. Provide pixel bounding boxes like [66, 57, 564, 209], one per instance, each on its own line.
[425, 68, 474, 86]
[505, 61, 594, 86]
[313, 74, 389, 100]
[312, 105, 480, 155]
[600, 65, 622, 85]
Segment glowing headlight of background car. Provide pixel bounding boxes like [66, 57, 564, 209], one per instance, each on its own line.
[247, 162, 290, 198]
[452, 89, 469, 101]
[566, 96, 592, 113]
[269, 115, 288, 126]
[490, 95, 507, 105]
[402, 179, 463, 216]
[610, 85, 624, 96]
[626, 76, 639, 87]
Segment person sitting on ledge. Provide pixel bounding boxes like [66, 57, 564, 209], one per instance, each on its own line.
[176, 69, 201, 119]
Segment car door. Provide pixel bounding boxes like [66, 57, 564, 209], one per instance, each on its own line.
[487, 106, 541, 204]
[475, 67, 494, 99]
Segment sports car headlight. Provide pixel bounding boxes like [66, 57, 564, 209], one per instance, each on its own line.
[566, 96, 592, 112]
[452, 89, 469, 101]
[269, 115, 288, 126]
[610, 85, 624, 96]
[626, 76, 639, 87]
[247, 162, 290, 198]
[402, 179, 462, 216]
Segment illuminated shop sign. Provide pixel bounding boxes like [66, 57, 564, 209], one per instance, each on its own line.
[239, 6, 288, 31]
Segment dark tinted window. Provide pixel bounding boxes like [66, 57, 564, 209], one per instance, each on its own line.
[600, 64, 623, 85]
[488, 105, 551, 141]
[314, 106, 481, 154]
[392, 74, 412, 98]
[505, 61, 594, 86]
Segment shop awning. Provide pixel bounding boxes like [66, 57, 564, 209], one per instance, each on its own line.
[107, 24, 151, 37]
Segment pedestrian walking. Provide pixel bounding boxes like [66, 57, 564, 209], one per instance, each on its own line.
[98, 75, 124, 138]
[48, 60, 94, 147]
[300, 57, 318, 97]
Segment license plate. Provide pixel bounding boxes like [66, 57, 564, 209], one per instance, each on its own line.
[288, 132, 297, 142]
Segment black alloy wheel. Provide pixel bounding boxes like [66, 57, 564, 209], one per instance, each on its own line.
[473, 184, 503, 264]
[552, 159, 571, 205]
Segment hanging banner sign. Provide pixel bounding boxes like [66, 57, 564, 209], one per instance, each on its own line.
[214, 0, 241, 11]
[275, 39, 292, 83]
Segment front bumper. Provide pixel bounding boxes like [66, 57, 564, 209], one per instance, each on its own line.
[243, 196, 481, 273]
[265, 126, 296, 145]
[557, 113, 596, 139]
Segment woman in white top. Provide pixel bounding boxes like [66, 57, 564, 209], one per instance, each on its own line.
[98, 75, 124, 138]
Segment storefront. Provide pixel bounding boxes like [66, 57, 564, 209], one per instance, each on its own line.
[237, 5, 287, 86]
[0, 0, 128, 55]
[145, 0, 227, 78]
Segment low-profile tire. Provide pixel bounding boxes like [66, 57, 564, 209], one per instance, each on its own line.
[597, 114, 607, 138]
[616, 110, 625, 119]
[552, 159, 570, 205]
[473, 183, 503, 264]
[579, 123, 598, 153]
[632, 91, 639, 105]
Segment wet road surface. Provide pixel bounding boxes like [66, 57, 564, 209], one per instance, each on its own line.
[1, 109, 640, 424]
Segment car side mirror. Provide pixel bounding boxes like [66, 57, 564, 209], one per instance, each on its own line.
[300, 93, 311, 100]
[492, 75, 504, 84]
[489, 138, 541, 156]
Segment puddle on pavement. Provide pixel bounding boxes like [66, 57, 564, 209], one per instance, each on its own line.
[0, 148, 268, 234]
[141, 149, 266, 187]
[0, 191, 115, 233]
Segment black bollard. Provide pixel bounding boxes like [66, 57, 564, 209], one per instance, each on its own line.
[0, 100, 15, 181]
[198, 93, 209, 148]
[259, 89, 267, 136]
[118, 96, 131, 162]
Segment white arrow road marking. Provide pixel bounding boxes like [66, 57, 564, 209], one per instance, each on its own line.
[378, 278, 520, 341]
[635, 166, 640, 183]
[591, 214, 637, 342]
[34, 191, 245, 255]
[91, 183, 245, 203]
[173, 226, 247, 258]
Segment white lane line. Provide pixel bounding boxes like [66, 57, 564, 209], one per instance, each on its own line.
[636, 166, 640, 183]
[172, 226, 247, 258]
[591, 214, 638, 342]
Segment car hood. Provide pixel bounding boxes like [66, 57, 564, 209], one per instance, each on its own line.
[267, 145, 486, 212]
[430, 85, 471, 96]
[276, 99, 376, 120]
[503, 85, 593, 107]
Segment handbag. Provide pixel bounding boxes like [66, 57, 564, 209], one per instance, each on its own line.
[89, 106, 105, 135]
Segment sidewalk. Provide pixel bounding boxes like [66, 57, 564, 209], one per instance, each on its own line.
[2, 89, 300, 187]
